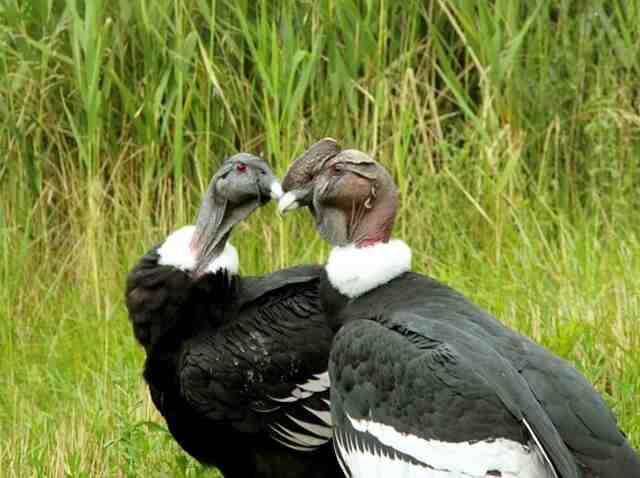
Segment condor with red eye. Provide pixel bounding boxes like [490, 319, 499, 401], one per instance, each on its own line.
[126, 153, 341, 477]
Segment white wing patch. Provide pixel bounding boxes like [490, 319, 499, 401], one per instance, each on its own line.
[302, 404, 332, 426]
[299, 371, 331, 392]
[268, 372, 330, 403]
[335, 429, 430, 478]
[270, 423, 328, 448]
[286, 413, 333, 439]
[340, 414, 553, 478]
[264, 372, 333, 452]
[271, 435, 317, 452]
[522, 418, 559, 478]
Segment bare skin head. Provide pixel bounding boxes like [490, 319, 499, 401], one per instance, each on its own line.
[280, 146, 398, 248]
[279, 138, 341, 215]
[191, 153, 281, 274]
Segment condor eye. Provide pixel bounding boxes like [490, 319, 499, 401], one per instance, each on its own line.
[236, 163, 248, 173]
[330, 164, 344, 175]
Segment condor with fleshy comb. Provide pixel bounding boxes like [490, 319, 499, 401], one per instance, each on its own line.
[280, 140, 639, 478]
[126, 153, 341, 478]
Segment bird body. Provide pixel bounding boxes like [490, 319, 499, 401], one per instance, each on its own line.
[321, 242, 576, 478]
[125, 154, 342, 477]
[322, 256, 640, 477]
[279, 139, 640, 478]
[126, 231, 340, 477]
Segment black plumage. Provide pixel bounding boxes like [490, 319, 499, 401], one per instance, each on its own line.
[279, 143, 640, 478]
[126, 248, 340, 477]
[125, 153, 341, 477]
[324, 271, 640, 477]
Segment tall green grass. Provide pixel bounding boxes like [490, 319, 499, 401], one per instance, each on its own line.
[1, 0, 639, 476]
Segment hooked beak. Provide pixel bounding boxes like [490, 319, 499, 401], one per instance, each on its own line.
[257, 170, 284, 203]
[269, 181, 284, 200]
[277, 185, 313, 215]
[191, 162, 281, 274]
[279, 137, 340, 215]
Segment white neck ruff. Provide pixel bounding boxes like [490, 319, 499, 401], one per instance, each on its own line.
[157, 225, 239, 275]
[325, 240, 412, 298]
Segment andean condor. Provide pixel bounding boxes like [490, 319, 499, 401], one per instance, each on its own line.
[279, 139, 640, 478]
[126, 152, 342, 478]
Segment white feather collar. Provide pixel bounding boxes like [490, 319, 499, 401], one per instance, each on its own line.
[325, 240, 412, 298]
[157, 225, 239, 275]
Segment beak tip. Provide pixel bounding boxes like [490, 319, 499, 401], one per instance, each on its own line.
[277, 192, 299, 215]
[270, 181, 284, 200]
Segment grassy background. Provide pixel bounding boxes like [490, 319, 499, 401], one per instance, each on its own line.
[2, 0, 639, 476]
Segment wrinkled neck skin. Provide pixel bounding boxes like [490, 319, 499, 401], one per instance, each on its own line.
[321, 190, 411, 311]
[157, 189, 244, 280]
[350, 191, 398, 248]
[315, 191, 398, 248]
[190, 182, 264, 277]
[189, 192, 251, 278]
[190, 194, 226, 262]
[191, 229, 232, 279]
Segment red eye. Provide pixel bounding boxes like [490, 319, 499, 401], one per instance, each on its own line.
[236, 163, 247, 173]
[330, 164, 343, 175]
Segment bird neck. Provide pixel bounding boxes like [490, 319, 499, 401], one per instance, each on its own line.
[157, 225, 239, 276]
[350, 191, 398, 248]
[324, 239, 412, 299]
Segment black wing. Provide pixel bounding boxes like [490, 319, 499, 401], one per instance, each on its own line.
[411, 275, 640, 476]
[125, 246, 192, 351]
[179, 266, 335, 451]
[329, 313, 581, 478]
[342, 272, 640, 476]
[125, 245, 235, 351]
[513, 343, 640, 476]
